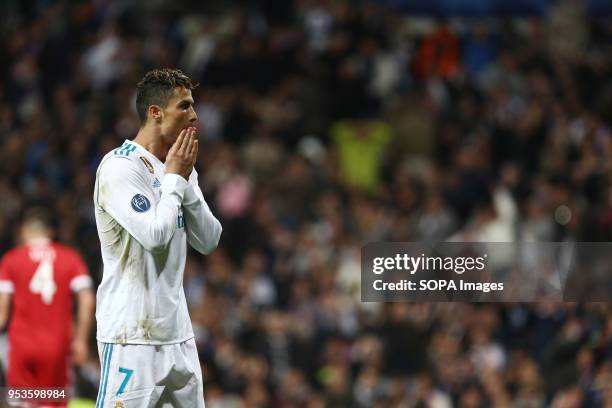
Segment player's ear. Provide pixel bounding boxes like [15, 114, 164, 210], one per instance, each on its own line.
[148, 105, 163, 124]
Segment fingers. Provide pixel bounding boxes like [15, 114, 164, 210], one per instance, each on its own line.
[170, 128, 188, 154]
[178, 127, 195, 156]
[166, 128, 197, 179]
[179, 127, 197, 163]
[187, 128, 198, 162]
[192, 139, 199, 166]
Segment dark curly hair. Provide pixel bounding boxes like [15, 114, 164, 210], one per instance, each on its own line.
[135, 68, 197, 125]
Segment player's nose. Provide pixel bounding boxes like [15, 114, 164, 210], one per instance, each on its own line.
[189, 107, 197, 123]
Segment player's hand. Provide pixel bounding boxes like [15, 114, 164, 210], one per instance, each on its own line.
[71, 338, 88, 366]
[166, 127, 198, 180]
[191, 130, 199, 168]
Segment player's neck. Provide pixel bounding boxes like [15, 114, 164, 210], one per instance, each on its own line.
[133, 127, 171, 163]
[24, 236, 51, 246]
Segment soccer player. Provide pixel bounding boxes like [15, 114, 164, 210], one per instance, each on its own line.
[93, 68, 222, 407]
[0, 208, 95, 404]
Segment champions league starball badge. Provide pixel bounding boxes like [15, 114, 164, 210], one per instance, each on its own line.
[131, 194, 151, 213]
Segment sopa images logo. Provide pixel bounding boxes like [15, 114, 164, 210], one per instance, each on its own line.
[131, 194, 151, 213]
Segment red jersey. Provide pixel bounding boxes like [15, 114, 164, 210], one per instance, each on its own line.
[0, 239, 92, 346]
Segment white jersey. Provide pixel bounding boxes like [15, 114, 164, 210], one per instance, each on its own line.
[94, 140, 222, 345]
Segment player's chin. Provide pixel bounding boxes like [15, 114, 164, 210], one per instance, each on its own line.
[175, 127, 188, 137]
[169, 126, 192, 142]
[164, 133, 180, 144]
[177, 126, 192, 137]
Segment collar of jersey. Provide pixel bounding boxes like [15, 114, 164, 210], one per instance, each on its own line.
[126, 139, 164, 167]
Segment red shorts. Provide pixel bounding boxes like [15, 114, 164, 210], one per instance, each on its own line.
[8, 338, 69, 407]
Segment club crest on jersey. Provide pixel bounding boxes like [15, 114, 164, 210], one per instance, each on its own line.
[139, 156, 155, 174]
[131, 194, 151, 213]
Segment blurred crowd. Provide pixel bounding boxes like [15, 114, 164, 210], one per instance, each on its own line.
[1, 0, 612, 407]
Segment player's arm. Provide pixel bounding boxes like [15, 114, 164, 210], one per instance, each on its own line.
[0, 292, 11, 331]
[183, 169, 222, 255]
[72, 287, 94, 365]
[97, 158, 185, 252]
[97, 131, 197, 252]
[69, 254, 94, 365]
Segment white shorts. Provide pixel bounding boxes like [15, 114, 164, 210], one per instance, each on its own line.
[95, 339, 205, 408]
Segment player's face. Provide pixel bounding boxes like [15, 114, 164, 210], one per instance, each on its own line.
[160, 87, 197, 143]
